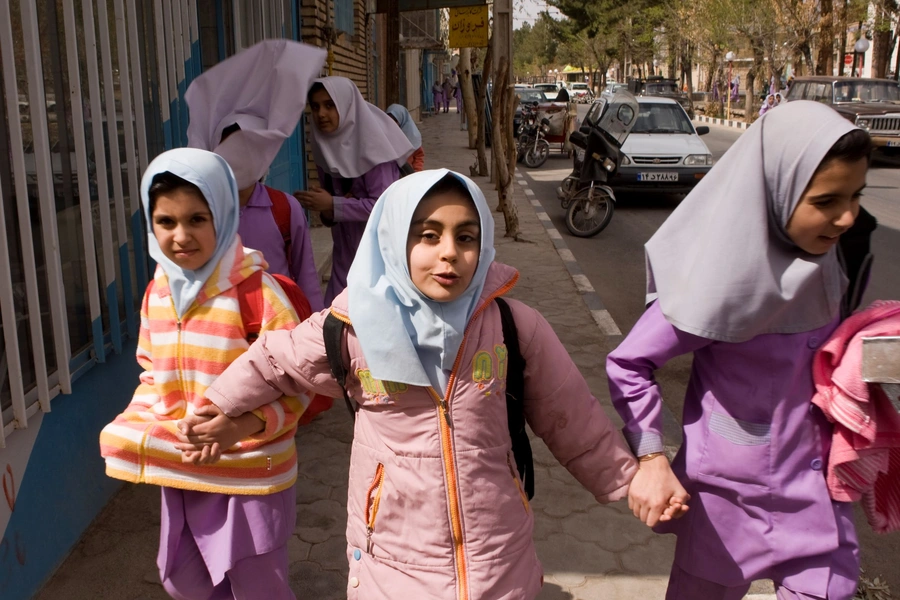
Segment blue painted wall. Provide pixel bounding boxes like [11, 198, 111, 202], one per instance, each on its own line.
[0, 341, 141, 600]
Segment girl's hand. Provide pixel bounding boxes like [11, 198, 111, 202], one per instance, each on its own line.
[181, 443, 221, 465]
[175, 404, 265, 455]
[294, 187, 334, 212]
[627, 455, 691, 527]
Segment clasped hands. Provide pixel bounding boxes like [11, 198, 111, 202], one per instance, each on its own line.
[174, 403, 264, 465]
[628, 455, 691, 527]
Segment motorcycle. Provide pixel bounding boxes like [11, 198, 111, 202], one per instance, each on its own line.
[557, 89, 638, 237]
[516, 102, 551, 168]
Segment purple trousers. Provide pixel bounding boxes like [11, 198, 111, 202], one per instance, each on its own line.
[158, 486, 297, 600]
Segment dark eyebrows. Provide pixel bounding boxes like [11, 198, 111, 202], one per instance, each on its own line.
[411, 218, 480, 230]
[807, 183, 867, 200]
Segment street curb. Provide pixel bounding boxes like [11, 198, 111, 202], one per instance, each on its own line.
[513, 171, 622, 336]
[695, 114, 751, 130]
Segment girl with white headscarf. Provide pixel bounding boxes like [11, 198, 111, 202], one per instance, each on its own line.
[387, 103, 425, 172]
[294, 76, 414, 305]
[100, 148, 307, 600]
[607, 101, 873, 599]
[205, 170, 638, 599]
[759, 93, 776, 117]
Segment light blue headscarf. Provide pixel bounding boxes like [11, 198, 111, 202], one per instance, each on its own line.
[141, 148, 240, 318]
[386, 104, 423, 149]
[347, 169, 495, 392]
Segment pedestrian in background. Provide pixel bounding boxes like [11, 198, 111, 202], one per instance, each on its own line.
[758, 93, 776, 117]
[100, 149, 308, 600]
[386, 103, 425, 172]
[204, 169, 640, 600]
[185, 39, 325, 312]
[441, 77, 452, 113]
[608, 101, 872, 599]
[294, 76, 413, 305]
[431, 81, 443, 116]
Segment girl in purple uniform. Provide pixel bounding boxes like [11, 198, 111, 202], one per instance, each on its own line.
[294, 77, 414, 305]
[607, 101, 872, 599]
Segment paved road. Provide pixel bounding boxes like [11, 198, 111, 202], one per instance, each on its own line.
[518, 120, 900, 592]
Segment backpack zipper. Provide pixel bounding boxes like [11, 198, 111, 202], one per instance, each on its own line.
[365, 463, 385, 555]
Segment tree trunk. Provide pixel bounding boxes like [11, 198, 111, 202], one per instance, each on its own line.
[490, 55, 520, 239]
[816, 0, 834, 75]
[873, 8, 892, 79]
[475, 42, 492, 177]
[705, 50, 718, 93]
[838, 0, 850, 76]
[459, 48, 479, 148]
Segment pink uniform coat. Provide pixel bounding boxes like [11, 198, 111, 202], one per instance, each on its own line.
[207, 262, 638, 599]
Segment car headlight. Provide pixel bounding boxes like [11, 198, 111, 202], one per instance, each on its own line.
[620, 155, 631, 166]
[684, 154, 712, 166]
[856, 118, 870, 130]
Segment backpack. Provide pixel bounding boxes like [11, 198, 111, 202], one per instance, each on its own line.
[322, 296, 536, 499]
[263, 185, 294, 269]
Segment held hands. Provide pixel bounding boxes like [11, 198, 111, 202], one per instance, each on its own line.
[174, 404, 265, 466]
[628, 455, 691, 527]
[293, 187, 335, 212]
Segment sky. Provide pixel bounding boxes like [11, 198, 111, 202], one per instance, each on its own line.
[512, 0, 564, 29]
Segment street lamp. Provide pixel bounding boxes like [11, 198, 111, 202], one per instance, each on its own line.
[725, 51, 735, 120]
[852, 37, 870, 78]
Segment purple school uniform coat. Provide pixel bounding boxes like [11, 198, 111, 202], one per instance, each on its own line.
[238, 182, 325, 311]
[607, 302, 859, 598]
[318, 161, 400, 305]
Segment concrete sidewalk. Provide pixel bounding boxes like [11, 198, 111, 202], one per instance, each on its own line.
[35, 109, 773, 600]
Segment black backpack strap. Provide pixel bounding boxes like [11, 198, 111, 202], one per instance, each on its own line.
[323, 312, 357, 420]
[496, 297, 534, 499]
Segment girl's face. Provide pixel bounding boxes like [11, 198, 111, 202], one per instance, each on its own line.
[786, 157, 867, 255]
[309, 88, 340, 133]
[407, 191, 481, 302]
[151, 188, 216, 271]
[767, 96, 775, 105]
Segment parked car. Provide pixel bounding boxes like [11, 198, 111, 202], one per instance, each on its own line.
[513, 88, 548, 133]
[533, 82, 561, 101]
[785, 76, 900, 153]
[569, 82, 593, 102]
[608, 97, 712, 194]
[629, 76, 695, 119]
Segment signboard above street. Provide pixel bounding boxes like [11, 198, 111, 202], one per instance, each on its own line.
[449, 5, 489, 48]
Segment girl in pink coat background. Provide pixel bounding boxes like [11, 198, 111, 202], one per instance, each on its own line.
[204, 169, 640, 599]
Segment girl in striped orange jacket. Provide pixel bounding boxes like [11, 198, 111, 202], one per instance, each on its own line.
[99, 148, 306, 600]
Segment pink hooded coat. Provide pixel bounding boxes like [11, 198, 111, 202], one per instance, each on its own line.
[206, 262, 637, 599]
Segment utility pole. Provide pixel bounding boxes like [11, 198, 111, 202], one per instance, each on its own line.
[386, 0, 401, 105]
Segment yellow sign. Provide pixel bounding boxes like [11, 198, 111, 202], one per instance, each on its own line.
[449, 5, 489, 48]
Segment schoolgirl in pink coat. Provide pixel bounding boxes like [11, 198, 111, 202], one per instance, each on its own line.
[205, 169, 638, 599]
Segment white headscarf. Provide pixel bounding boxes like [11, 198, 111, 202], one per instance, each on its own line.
[141, 149, 240, 318]
[185, 40, 326, 189]
[645, 101, 858, 343]
[346, 169, 495, 391]
[386, 104, 423, 149]
[309, 77, 415, 178]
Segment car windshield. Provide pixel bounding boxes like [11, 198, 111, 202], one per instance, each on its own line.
[631, 103, 694, 134]
[515, 90, 547, 103]
[645, 82, 679, 94]
[572, 84, 588, 90]
[832, 81, 900, 103]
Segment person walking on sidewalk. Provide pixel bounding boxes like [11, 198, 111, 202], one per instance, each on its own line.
[431, 81, 443, 116]
[203, 169, 640, 600]
[294, 77, 413, 305]
[442, 77, 452, 113]
[607, 101, 872, 600]
[185, 39, 325, 313]
[99, 149, 309, 600]
[386, 103, 425, 172]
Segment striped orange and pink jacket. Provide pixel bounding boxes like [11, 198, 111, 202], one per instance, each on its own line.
[100, 238, 308, 495]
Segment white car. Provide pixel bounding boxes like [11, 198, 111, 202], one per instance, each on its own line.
[610, 97, 712, 193]
[533, 82, 561, 101]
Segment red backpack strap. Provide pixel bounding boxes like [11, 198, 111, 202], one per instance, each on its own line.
[237, 270, 265, 342]
[264, 185, 292, 267]
[271, 273, 312, 321]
